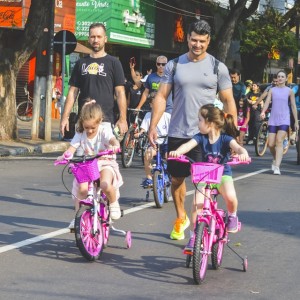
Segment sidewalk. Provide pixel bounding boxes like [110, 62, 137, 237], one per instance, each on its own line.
[0, 119, 70, 157]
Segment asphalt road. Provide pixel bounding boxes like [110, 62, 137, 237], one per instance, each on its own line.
[0, 146, 299, 300]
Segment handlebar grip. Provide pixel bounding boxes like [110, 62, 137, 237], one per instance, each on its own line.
[167, 155, 190, 163]
[227, 157, 251, 165]
[54, 159, 68, 166]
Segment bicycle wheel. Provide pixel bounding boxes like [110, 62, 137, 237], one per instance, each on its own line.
[16, 101, 33, 122]
[211, 226, 225, 270]
[75, 205, 104, 261]
[193, 222, 209, 284]
[282, 130, 290, 155]
[153, 170, 164, 208]
[163, 170, 171, 203]
[121, 127, 136, 168]
[255, 121, 268, 156]
[297, 130, 300, 165]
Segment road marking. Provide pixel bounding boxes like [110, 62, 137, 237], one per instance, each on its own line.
[0, 168, 270, 254]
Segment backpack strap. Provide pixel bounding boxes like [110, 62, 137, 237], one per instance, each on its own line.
[171, 57, 179, 101]
[213, 57, 219, 75]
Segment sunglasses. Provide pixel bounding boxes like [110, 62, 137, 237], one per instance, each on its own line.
[156, 63, 166, 66]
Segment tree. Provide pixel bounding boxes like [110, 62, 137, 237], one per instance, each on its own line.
[0, 0, 51, 140]
[240, 7, 298, 81]
[214, 0, 260, 62]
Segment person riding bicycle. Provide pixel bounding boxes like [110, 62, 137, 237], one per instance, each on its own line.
[57, 100, 123, 229]
[169, 104, 249, 253]
[134, 91, 170, 188]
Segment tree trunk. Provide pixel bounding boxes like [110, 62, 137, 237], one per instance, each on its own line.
[215, 0, 248, 63]
[0, 0, 51, 140]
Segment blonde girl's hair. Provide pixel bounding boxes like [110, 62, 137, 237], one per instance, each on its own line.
[76, 101, 104, 133]
[200, 104, 239, 138]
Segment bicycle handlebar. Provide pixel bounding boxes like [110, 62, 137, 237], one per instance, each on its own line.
[127, 108, 150, 112]
[167, 155, 251, 165]
[54, 148, 121, 166]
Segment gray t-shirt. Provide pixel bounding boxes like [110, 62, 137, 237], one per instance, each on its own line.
[161, 53, 232, 138]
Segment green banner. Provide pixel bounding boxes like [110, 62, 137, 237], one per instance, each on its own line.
[75, 0, 155, 48]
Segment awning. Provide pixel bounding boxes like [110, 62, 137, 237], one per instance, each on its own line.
[74, 42, 92, 54]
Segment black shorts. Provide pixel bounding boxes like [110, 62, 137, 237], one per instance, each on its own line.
[167, 137, 202, 178]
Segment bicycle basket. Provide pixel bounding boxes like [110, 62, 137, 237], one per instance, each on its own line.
[71, 159, 100, 183]
[191, 162, 224, 184]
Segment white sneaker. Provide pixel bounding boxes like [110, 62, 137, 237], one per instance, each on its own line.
[110, 201, 121, 220]
[271, 161, 276, 171]
[68, 219, 75, 230]
[273, 166, 281, 175]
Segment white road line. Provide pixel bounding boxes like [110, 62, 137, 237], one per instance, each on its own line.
[0, 168, 270, 254]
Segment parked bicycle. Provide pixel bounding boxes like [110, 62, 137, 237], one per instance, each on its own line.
[121, 108, 149, 168]
[168, 155, 250, 284]
[255, 109, 290, 157]
[141, 135, 171, 208]
[55, 149, 132, 261]
[16, 83, 33, 122]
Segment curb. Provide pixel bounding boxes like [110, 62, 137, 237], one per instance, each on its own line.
[0, 141, 70, 157]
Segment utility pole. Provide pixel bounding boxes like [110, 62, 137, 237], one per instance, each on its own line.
[45, 0, 55, 141]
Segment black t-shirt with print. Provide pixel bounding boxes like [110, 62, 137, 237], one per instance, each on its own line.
[69, 54, 125, 123]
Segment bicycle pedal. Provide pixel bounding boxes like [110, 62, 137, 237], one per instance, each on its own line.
[183, 250, 193, 255]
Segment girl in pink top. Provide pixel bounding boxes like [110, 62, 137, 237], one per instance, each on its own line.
[260, 70, 298, 175]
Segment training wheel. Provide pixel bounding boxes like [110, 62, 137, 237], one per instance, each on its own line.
[125, 231, 132, 248]
[243, 257, 248, 272]
[185, 254, 192, 268]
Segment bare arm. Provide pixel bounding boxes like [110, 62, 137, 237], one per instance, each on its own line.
[260, 89, 272, 118]
[129, 62, 139, 83]
[219, 88, 237, 125]
[229, 139, 249, 161]
[136, 88, 149, 110]
[115, 85, 128, 134]
[253, 89, 268, 109]
[169, 139, 198, 157]
[289, 89, 299, 131]
[148, 82, 171, 146]
[60, 86, 79, 136]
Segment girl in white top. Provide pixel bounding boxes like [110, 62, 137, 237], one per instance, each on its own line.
[60, 100, 123, 221]
[135, 92, 170, 187]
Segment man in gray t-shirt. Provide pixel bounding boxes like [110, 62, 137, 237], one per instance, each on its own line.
[148, 20, 236, 241]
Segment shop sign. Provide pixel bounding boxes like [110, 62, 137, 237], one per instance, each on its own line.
[75, 0, 155, 48]
[0, 0, 23, 28]
[1, 0, 76, 33]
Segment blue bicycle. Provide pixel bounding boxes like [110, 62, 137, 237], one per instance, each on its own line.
[150, 136, 171, 208]
[141, 135, 171, 207]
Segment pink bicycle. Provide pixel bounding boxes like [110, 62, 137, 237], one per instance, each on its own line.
[168, 155, 250, 284]
[55, 149, 132, 261]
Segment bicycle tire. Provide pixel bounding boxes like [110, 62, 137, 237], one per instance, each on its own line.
[16, 101, 33, 122]
[211, 226, 225, 270]
[153, 170, 164, 208]
[163, 170, 171, 203]
[255, 121, 268, 156]
[296, 128, 300, 164]
[121, 127, 136, 168]
[193, 222, 209, 284]
[75, 205, 104, 261]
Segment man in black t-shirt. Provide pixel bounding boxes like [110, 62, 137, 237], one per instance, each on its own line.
[60, 23, 127, 137]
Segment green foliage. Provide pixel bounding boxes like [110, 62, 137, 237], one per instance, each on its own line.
[240, 7, 298, 58]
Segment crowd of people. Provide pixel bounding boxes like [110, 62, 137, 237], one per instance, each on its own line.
[57, 20, 299, 253]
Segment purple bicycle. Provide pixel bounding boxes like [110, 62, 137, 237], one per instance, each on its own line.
[55, 149, 132, 261]
[168, 155, 250, 284]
